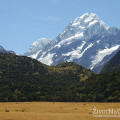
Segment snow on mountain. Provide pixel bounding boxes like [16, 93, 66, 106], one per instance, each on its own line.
[90, 45, 120, 69]
[24, 13, 120, 73]
[24, 38, 52, 59]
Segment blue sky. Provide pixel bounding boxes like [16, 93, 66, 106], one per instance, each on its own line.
[0, 0, 120, 54]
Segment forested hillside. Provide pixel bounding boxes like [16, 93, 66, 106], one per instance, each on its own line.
[68, 72, 120, 102]
[0, 53, 120, 102]
[0, 53, 93, 102]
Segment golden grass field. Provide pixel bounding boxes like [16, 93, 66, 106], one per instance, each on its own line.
[0, 102, 120, 120]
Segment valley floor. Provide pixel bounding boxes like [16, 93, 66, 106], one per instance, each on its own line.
[0, 102, 120, 120]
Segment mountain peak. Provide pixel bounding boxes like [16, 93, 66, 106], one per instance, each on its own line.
[31, 38, 52, 46]
[72, 13, 109, 30]
[0, 46, 4, 50]
[59, 13, 109, 41]
[89, 13, 97, 17]
[79, 13, 98, 19]
[24, 38, 52, 59]
[24, 13, 119, 73]
[78, 13, 98, 19]
[79, 13, 89, 19]
[0, 46, 15, 54]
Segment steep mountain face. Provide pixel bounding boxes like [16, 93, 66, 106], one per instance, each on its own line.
[0, 46, 6, 53]
[24, 38, 52, 59]
[25, 13, 120, 73]
[101, 50, 120, 73]
[0, 46, 15, 54]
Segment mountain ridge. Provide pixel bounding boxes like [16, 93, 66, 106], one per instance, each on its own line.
[24, 13, 120, 73]
[24, 38, 52, 59]
[101, 50, 120, 73]
[0, 46, 15, 54]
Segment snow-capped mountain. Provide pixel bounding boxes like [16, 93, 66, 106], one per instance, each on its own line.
[24, 38, 52, 59]
[0, 46, 15, 54]
[24, 13, 120, 73]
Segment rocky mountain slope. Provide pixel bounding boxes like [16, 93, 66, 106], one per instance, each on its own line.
[25, 13, 120, 73]
[24, 38, 52, 59]
[101, 50, 120, 73]
[0, 46, 15, 54]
